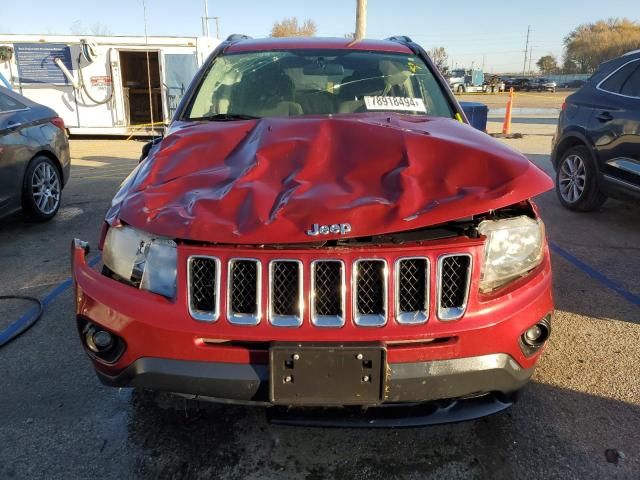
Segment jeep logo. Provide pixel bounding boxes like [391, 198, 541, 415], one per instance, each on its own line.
[306, 223, 352, 236]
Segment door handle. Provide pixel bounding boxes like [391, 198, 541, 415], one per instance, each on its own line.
[597, 112, 613, 123]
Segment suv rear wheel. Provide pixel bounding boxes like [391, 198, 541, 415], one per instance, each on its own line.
[555, 146, 606, 211]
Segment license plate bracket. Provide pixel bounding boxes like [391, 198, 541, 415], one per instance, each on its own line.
[270, 343, 385, 406]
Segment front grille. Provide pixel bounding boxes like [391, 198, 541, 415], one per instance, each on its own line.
[353, 260, 387, 326]
[228, 259, 261, 325]
[311, 260, 345, 327]
[396, 258, 429, 324]
[187, 251, 473, 326]
[188, 256, 220, 321]
[269, 260, 302, 327]
[438, 254, 472, 320]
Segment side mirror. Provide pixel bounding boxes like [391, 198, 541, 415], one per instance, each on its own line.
[139, 137, 163, 163]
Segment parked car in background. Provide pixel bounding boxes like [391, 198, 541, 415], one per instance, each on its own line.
[560, 79, 586, 89]
[527, 78, 557, 93]
[0, 86, 70, 221]
[551, 50, 640, 211]
[504, 78, 531, 91]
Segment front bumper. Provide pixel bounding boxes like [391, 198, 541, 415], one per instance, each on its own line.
[72, 237, 552, 410]
[96, 353, 532, 405]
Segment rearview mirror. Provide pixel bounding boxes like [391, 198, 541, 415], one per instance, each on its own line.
[303, 63, 345, 76]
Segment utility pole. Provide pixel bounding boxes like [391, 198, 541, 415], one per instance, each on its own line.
[355, 0, 367, 40]
[213, 16, 220, 39]
[528, 46, 533, 74]
[202, 0, 209, 37]
[201, 1, 221, 38]
[522, 25, 530, 76]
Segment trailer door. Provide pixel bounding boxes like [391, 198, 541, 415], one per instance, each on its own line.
[160, 53, 198, 122]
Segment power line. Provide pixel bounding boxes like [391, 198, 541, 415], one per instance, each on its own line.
[523, 25, 530, 75]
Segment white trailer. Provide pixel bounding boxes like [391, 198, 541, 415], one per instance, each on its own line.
[0, 34, 219, 136]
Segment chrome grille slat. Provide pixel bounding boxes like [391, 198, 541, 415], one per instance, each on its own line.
[311, 260, 345, 327]
[395, 257, 429, 325]
[227, 259, 261, 325]
[188, 256, 220, 322]
[437, 254, 472, 321]
[269, 260, 303, 327]
[353, 259, 387, 327]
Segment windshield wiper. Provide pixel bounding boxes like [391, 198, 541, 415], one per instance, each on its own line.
[195, 113, 261, 121]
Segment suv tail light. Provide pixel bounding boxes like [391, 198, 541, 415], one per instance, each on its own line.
[561, 102, 567, 111]
[50, 116, 66, 131]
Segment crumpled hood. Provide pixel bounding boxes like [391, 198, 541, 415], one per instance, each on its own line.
[108, 113, 552, 244]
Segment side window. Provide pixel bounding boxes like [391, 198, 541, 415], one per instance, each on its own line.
[599, 60, 640, 95]
[0, 91, 26, 112]
[620, 63, 640, 98]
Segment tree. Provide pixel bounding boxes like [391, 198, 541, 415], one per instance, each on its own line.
[270, 17, 317, 37]
[563, 18, 640, 73]
[536, 55, 559, 74]
[90, 22, 112, 36]
[69, 20, 112, 35]
[428, 47, 449, 75]
[561, 57, 579, 74]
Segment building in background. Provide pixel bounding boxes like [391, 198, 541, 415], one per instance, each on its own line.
[0, 34, 219, 136]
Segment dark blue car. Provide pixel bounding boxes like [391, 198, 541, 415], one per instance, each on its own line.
[551, 50, 640, 211]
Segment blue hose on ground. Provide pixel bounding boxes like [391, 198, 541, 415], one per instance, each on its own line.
[0, 296, 44, 348]
[0, 255, 101, 348]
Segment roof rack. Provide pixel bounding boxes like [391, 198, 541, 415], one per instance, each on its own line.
[622, 49, 640, 57]
[385, 35, 414, 44]
[225, 34, 252, 42]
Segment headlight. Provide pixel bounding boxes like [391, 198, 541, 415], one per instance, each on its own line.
[477, 215, 544, 293]
[102, 225, 177, 298]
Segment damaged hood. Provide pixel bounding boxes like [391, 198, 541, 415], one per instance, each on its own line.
[108, 113, 552, 244]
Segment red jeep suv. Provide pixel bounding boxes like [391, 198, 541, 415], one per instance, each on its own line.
[72, 35, 553, 426]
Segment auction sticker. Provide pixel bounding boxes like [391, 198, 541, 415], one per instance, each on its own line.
[364, 96, 426, 112]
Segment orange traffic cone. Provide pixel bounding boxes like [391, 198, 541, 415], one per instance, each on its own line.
[502, 87, 514, 135]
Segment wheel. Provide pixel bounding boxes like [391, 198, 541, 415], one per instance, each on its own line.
[555, 146, 606, 212]
[456, 85, 465, 94]
[22, 155, 62, 221]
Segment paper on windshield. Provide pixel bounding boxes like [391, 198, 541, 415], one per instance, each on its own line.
[364, 96, 427, 112]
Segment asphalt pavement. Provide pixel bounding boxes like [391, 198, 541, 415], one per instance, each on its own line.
[0, 124, 638, 479]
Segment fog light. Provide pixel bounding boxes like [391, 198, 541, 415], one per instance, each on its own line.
[519, 315, 551, 356]
[93, 330, 113, 351]
[85, 327, 112, 353]
[77, 317, 126, 364]
[523, 325, 543, 346]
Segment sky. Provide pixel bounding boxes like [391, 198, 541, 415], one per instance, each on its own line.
[1, 0, 637, 72]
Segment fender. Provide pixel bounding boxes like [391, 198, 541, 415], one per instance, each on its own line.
[552, 127, 595, 168]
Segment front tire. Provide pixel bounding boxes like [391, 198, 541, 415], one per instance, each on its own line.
[456, 85, 465, 94]
[22, 156, 62, 221]
[555, 146, 606, 212]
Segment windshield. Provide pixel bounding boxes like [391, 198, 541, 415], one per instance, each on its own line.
[185, 49, 455, 119]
